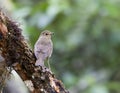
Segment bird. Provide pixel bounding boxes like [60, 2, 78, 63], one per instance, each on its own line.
[34, 30, 54, 69]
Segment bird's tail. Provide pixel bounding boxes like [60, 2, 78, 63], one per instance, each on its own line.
[35, 58, 44, 66]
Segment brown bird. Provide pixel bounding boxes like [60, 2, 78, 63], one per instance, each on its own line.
[34, 30, 54, 68]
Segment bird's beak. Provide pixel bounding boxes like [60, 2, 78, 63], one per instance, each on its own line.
[51, 32, 54, 35]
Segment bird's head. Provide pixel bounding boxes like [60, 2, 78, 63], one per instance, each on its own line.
[41, 30, 54, 39]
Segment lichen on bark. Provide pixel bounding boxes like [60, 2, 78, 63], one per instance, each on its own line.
[0, 10, 69, 93]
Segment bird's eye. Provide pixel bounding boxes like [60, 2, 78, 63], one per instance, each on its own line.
[45, 33, 48, 35]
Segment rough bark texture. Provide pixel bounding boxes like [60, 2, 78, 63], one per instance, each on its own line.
[0, 11, 69, 93]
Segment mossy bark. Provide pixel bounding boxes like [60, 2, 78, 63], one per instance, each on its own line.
[0, 11, 69, 93]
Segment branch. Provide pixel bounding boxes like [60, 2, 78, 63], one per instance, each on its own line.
[0, 11, 69, 93]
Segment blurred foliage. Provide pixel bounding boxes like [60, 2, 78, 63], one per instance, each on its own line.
[1, 0, 120, 93]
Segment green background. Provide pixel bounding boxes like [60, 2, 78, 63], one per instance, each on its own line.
[1, 0, 120, 93]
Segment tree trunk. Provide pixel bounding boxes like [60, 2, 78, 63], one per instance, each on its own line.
[0, 11, 69, 93]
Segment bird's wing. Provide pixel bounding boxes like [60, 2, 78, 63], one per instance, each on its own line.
[37, 44, 47, 53]
[47, 42, 53, 57]
[34, 41, 53, 59]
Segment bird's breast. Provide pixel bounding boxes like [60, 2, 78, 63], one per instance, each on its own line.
[39, 37, 52, 45]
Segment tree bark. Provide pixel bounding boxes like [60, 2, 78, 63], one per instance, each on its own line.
[0, 11, 69, 93]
